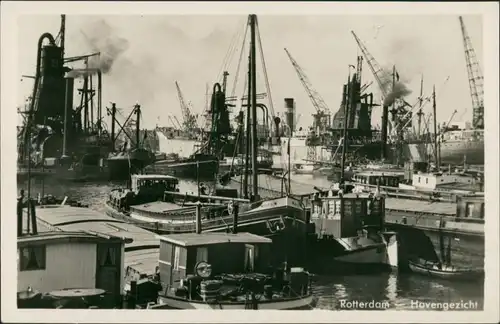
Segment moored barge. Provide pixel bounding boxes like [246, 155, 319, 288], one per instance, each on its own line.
[105, 174, 310, 267]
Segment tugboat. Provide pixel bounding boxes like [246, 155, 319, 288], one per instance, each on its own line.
[307, 184, 399, 274]
[146, 212, 317, 310]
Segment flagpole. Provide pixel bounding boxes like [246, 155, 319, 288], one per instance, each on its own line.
[196, 161, 200, 199]
[127, 153, 131, 189]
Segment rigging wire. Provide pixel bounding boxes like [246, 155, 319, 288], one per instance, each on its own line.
[398, 75, 451, 133]
[230, 23, 250, 100]
[216, 32, 237, 82]
[255, 19, 275, 118]
[216, 18, 247, 83]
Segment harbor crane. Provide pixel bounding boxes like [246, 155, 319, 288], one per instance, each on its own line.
[351, 31, 412, 136]
[173, 116, 183, 130]
[351, 31, 415, 164]
[459, 16, 484, 130]
[284, 48, 333, 162]
[284, 48, 331, 134]
[175, 81, 198, 134]
[167, 115, 181, 130]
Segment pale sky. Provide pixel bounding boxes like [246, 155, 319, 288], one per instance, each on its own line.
[17, 14, 483, 130]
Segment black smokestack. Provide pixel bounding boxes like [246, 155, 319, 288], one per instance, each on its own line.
[284, 98, 295, 133]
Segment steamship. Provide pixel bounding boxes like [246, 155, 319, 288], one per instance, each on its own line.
[281, 54, 483, 168]
[17, 15, 114, 181]
[439, 125, 484, 165]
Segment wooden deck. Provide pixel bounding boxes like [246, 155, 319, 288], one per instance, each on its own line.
[384, 198, 456, 215]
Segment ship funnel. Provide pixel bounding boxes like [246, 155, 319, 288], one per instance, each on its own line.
[284, 98, 295, 133]
[273, 116, 281, 138]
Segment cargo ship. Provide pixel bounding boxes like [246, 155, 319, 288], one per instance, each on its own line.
[280, 22, 485, 168]
[17, 15, 116, 181]
[439, 126, 484, 165]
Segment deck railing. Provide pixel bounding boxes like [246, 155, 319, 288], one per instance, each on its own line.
[352, 182, 483, 202]
[121, 206, 289, 233]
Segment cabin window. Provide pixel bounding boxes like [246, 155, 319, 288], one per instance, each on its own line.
[425, 178, 429, 184]
[196, 247, 208, 263]
[465, 203, 474, 218]
[418, 177, 421, 183]
[98, 245, 117, 267]
[354, 200, 362, 214]
[19, 246, 46, 271]
[244, 245, 255, 272]
[480, 204, 485, 219]
[173, 246, 181, 271]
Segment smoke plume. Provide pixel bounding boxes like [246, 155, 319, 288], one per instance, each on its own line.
[379, 69, 412, 107]
[67, 19, 129, 78]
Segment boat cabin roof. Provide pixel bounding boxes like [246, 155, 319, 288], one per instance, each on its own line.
[158, 232, 272, 247]
[317, 191, 379, 200]
[355, 171, 404, 177]
[32, 205, 160, 251]
[17, 230, 130, 247]
[131, 174, 178, 181]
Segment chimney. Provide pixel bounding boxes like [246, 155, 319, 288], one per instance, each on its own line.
[232, 203, 239, 234]
[62, 77, 74, 159]
[29, 200, 38, 235]
[17, 190, 25, 237]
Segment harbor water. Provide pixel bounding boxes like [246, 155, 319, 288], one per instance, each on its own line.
[18, 177, 484, 310]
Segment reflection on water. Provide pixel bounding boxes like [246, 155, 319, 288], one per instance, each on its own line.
[18, 178, 484, 311]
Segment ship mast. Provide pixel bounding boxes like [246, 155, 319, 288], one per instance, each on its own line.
[432, 85, 440, 168]
[416, 74, 424, 139]
[249, 14, 259, 201]
[340, 68, 352, 182]
[243, 52, 251, 199]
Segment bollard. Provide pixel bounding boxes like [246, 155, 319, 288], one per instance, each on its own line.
[128, 280, 137, 309]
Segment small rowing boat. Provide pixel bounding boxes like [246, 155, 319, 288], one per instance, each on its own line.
[408, 259, 484, 281]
